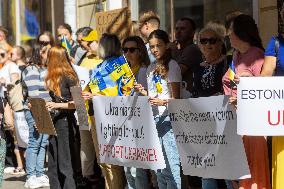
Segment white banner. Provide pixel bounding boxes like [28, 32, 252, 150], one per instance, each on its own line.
[92, 96, 166, 170]
[168, 95, 250, 180]
[72, 65, 91, 90]
[238, 77, 284, 136]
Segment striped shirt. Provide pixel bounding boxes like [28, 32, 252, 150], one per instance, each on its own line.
[22, 65, 51, 106]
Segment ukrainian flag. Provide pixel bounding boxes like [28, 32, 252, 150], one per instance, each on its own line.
[153, 74, 162, 94]
[89, 56, 135, 96]
[61, 35, 72, 55]
[228, 61, 236, 87]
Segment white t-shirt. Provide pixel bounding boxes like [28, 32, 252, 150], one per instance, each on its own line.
[0, 62, 20, 96]
[147, 59, 181, 116]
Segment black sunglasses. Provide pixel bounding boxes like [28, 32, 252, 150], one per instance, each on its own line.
[39, 41, 50, 46]
[199, 38, 218, 45]
[122, 47, 139, 53]
[0, 53, 6, 58]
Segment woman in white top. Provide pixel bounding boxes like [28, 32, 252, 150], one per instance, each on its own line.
[0, 47, 23, 176]
[135, 29, 182, 189]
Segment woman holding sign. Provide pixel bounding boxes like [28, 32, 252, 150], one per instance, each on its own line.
[84, 33, 126, 189]
[135, 29, 182, 189]
[122, 36, 151, 189]
[196, 22, 235, 189]
[222, 14, 270, 189]
[45, 46, 79, 189]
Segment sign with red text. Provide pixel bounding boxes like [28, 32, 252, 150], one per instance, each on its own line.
[169, 96, 250, 179]
[238, 77, 284, 136]
[92, 96, 166, 170]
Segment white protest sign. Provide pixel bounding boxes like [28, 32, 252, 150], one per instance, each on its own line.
[92, 96, 166, 170]
[72, 65, 90, 89]
[168, 95, 250, 180]
[238, 77, 284, 136]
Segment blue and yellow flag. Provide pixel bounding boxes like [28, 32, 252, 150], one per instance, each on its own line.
[61, 35, 72, 55]
[228, 61, 236, 87]
[89, 56, 135, 96]
[153, 74, 162, 94]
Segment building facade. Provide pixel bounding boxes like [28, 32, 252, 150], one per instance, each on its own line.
[0, 0, 279, 46]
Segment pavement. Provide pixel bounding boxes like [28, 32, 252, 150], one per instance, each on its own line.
[2, 173, 50, 189]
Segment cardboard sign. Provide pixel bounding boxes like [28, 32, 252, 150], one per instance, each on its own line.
[168, 96, 250, 180]
[92, 96, 166, 170]
[71, 86, 90, 130]
[238, 77, 284, 136]
[29, 98, 56, 136]
[95, 7, 131, 40]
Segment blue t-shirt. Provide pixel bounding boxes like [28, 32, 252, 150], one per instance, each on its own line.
[265, 34, 284, 76]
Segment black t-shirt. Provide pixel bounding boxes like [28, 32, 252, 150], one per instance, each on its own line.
[60, 76, 77, 100]
[172, 44, 203, 92]
[50, 76, 77, 103]
[194, 57, 229, 97]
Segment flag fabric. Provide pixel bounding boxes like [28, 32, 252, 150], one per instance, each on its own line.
[89, 56, 135, 96]
[61, 35, 72, 55]
[228, 61, 236, 87]
[153, 74, 163, 94]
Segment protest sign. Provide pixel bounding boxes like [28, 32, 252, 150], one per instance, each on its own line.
[71, 86, 90, 130]
[29, 98, 56, 136]
[72, 65, 91, 90]
[168, 95, 250, 180]
[95, 7, 131, 40]
[238, 77, 284, 136]
[92, 96, 166, 170]
[14, 111, 29, 148]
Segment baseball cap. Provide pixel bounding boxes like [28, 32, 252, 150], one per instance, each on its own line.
[82, 30, 98, 42]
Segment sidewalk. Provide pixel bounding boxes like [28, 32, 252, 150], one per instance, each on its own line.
[2, 173, 50, 189]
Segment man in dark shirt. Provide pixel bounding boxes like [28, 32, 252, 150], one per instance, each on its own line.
[172, 18, 203, 93]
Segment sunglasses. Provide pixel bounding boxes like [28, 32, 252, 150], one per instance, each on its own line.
[0, 53, 6, 58]
[122, 47, 139, 53]
[199, 38, 219, 45]
[39, 41, 50, 46]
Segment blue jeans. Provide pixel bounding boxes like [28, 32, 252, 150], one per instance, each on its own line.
[124, 167, 150, 189]
[202, 178, 234, 189]
[24, 109, 49, 178]
[155, 116, 181, 189]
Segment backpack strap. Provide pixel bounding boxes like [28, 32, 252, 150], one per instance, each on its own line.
[274, 36, 280, 75]
[275, 36, 280, 58]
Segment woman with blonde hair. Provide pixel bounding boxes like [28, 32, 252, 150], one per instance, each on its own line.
[45, 46, 79, 189]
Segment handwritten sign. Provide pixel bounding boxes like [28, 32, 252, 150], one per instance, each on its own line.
[168, 95, 250, 180]
[238, 77, 284, 135]
[72, 65, 91, 90]
[92, 96, 166, 170]
[71, 86, 90, 130]
[29, 98, 56, 136]
[95, 7, 131, 40]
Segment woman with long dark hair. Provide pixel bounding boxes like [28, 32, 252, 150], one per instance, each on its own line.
[122, 36, 150, 189]
[23, 43, 51, 188]
[45, 46, 79, 189]
[135, 29, 181, 189]
[222, 14, 270, 189]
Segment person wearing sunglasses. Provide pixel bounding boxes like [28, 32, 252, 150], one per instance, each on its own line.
[122, 36, 151, 189]
[77, 29, 105, 188]
[37, 31, 55, 49]
[194, 22, 235, 189]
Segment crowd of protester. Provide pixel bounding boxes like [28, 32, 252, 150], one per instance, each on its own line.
[0, 9, 282, 189]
